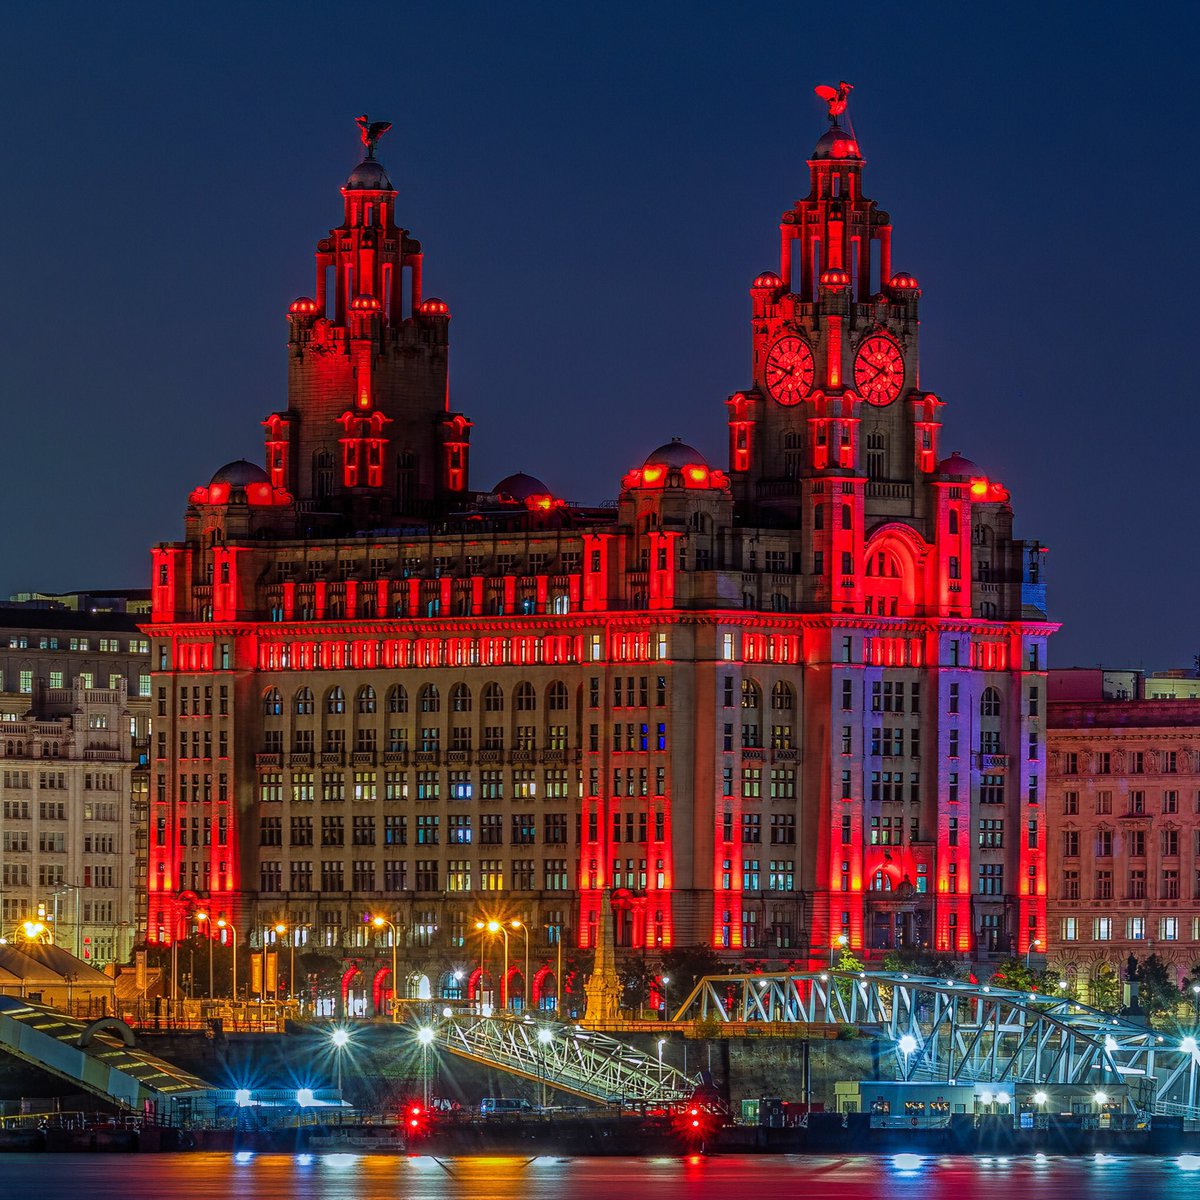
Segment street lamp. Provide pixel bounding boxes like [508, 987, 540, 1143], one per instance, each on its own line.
[509, 919, 530, 1013]
[274, 923, 293, 1007]
[416, 1026, 435, 1106]
[330, 1026, 351, 1100]
[476, 920, 510, 1011]
[196, 911, 214, 999]
[217, 918, 237, 1006]
[661, 975, 671, 1020]
[1025, 937, 1042, 970]
[1192, 983, 1200, 1025]
[536, 1027, 553, 1107]
[372, 915, 398, 1020]
[830, 933, 849, 967]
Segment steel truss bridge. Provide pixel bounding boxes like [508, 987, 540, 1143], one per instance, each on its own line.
[429, 1014, 695, 1105]
[674, 969, 1200, 1115]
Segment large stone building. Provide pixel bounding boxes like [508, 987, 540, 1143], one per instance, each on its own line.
[0, 608, 151, 965]
[145, 91, 1052, 1009]
[1047, 676, 1200, 997]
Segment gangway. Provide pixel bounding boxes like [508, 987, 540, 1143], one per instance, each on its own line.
[674, 969, 1200, 1116]
[0, 995, 214, 1113]
[430, 1014, 694, 1105]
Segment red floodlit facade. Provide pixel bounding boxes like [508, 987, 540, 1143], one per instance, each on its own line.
[145, 94, 1052, 1001]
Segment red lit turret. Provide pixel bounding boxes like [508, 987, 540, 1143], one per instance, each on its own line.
[349, 293, 382, 312]
[888, 271, 920, 291]
[752, 271, 783, 290]
[819, 267, 851, 290]
[288, 296, 319, 315]
[418, 296, 450, 317]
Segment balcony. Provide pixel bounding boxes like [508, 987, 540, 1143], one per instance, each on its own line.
[414, 751, 440, 765]
[975, 753, 1010, 772]
[478, 749, 503, 763]
[772, 748, 800, 763]
[383, 750, 409, 765]
[742, 747, 766, 761]
[350, 750, 376, 766]
[543, 748, 568, 764]
[320, 750, 345, 766]
[445, 750, 469, 764]
[289, 751, 314, 767]
[510, 749, 537, 764]
[255, 752, 282, 769]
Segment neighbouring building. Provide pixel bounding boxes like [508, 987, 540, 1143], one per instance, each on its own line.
[1047, 675, 1200, 997]
[0, 608, 151, 965]
[145, 89, 1052, 1012]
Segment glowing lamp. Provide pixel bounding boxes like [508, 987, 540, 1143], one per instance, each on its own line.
[330, 1028, 351, 1048]
[235, 1089, 252, 1107]
[968, 478, 988, 498]
[537, 1028, 554, 1045]
[752, 270, 782, 289]
[245, 482, 273, 505]
[416, 1027, 435, 1045]
[888, 272, 920, 291]
[641, 464, 665, 485]
[207, 482, 230, 505]
[685, 465, 709, 485]
[1093, 1092, 1109, 1106]
[898, 1034, 918, 1056]
[296, 1088, 315, 1107]
[350, 293, 381, 312]
[819, 267, 851, 290]
[418, 296, 450, 316]
[1182, 1037, 1198, 1054]
[1033, 1091, 1048, 1106]
[831, 138, 859, 158]
[288, 296, 319, 315]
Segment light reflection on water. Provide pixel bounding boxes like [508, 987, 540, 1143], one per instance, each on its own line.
[8, 1152, 1200, 1200]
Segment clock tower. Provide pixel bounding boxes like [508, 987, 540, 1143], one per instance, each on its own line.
[727, 84, 931, 534]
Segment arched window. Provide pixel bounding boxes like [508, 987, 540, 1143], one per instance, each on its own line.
[450, 683, 472, 712]
[356, 686, 377, 714]
[771, 681, 794, 711]
[387, 684, 408, 713]
[550, 594, 570, 615]
[326, 687, 346, 715]
[263, 687, 282, 716]
[515, 682, 536, 711]
[741, 679, 761, 710]
[294, 687, 315, 715]
[980, 687, 1002, 718]
[546, 681, 569, 711]
[419, 684, 440, 713]
[482, 682, 505, 712]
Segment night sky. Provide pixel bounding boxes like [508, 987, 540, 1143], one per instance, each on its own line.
[1, 2, 1195, 668]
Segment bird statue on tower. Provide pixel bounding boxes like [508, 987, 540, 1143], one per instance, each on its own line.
[355, 114, 393, 158]
[815, 81, 853, 122]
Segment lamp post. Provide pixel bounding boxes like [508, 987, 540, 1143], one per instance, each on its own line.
[1025, 937, 1042, 970]
[537, 1027, 552, 1107]
[661, 975, 671, 1020]
[196, 911, 215, 999]
[1192, 983, 1200, 1025]
[330, 1027, 351, 1101]
[510, 919, 530, 1013]
[417, 1026, 434, 1106]
[477, 920, 510, 1010]
[274, 923, 292, 1007]
[217, 918, 237, 1007]
[372, 915, 398, 1020]
[830, 933, 848, 967]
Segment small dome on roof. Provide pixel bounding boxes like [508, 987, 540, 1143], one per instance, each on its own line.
[289, 296, 319, 315]
[345, 157, 394, 191]
[418, 296, 450, 316]
[210, 460, 270, 487]
[492, 472, 551, 502]
[889, 271, 920, 290]
[935, 452, 983, 478]
[812, 126, 862, 161]
[753, 270, 783, 289]
[349, 293, 381, 311]
[820, 266, 851, 289]
[643, 438, 707, 469]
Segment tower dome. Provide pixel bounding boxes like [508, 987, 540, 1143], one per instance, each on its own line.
[210, 460, 270, 488]
[492, 472, 551, 503]
[811, 126, 862, 161]
[934, 452, 983, 478]
[643, 438, 707, 469]
[344, 158, 394, 191]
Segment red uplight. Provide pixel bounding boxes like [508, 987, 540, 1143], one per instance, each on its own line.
[888, 272, 920, 290]
[752, 271, 782, 289]
[968, 478, 988, 498]
[288, 296, 319, 315]
[820, 267, 851, 290]
[418, 297, 450, 316]
[349, 293, 381, 312]
[641, 464, 665, 485]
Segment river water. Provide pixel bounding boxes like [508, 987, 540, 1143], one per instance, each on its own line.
[7, 1153, 1200, 1199]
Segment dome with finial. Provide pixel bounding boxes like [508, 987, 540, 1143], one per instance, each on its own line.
[643, 438, 707, 470]
[492, 473, 552, 503]
[812, 126, 862, 161]
[210, 460, 270, 488]
[345, 158, 394, 191]
[935, 452, 983, 479]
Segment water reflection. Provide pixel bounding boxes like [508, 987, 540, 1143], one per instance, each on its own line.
[3, 1153, 1199, 1199]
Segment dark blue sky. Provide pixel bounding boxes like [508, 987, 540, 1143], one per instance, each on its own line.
[1, 2, 1195, 668]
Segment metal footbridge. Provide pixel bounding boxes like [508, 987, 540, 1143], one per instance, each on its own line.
[0, 996, 214, 1113]
[429, 1014, 695, 1105]
[674, 969, 1200, 1115]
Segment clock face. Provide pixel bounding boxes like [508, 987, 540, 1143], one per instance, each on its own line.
[854, 335, 905, 406]
[764, 336, 815, 405]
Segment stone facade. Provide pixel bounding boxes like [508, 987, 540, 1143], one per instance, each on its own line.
[1047, 687, 1200, 998]
[0, 609, 151, 964]
[145, 97, 1051, 1009]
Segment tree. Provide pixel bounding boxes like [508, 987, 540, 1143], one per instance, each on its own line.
[660, 944, 723, 1006]
[989, 958, 1062, 996]
[1133, 954, 1182, 1021]
[1089, 963, 1121, 1012]
[881, 947, 971, 981]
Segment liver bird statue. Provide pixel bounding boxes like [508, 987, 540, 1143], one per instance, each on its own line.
[355, 115, 393, 158]
[814, 82, 853, 122]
